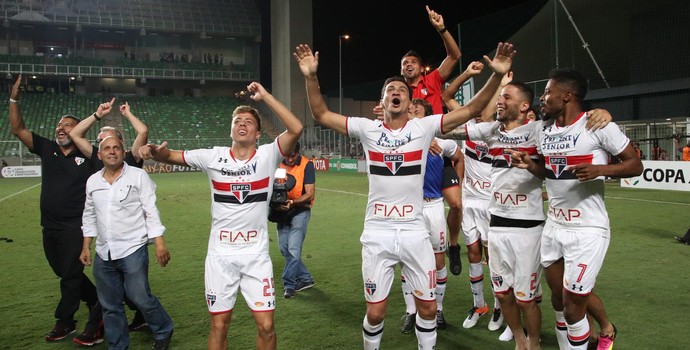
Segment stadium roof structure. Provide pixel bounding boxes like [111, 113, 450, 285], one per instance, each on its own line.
[0, 0, 260, 37]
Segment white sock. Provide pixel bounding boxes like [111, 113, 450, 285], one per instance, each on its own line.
[436, 267, 447, 311]
[566, 316, 590, 350]
[469, 262, 485, 307]
[401, 276, 416, 315]
[555, 311, 568, 349]
[415, 313, 437, 349]
[362, 315, 384, 350]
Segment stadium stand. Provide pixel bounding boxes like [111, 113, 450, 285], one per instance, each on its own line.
[0, 92, 280, 162]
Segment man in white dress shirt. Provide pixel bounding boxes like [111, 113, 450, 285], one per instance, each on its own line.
[80, 136, 173, 350]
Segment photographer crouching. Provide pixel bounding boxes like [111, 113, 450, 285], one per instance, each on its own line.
[269, 142, 316, 298]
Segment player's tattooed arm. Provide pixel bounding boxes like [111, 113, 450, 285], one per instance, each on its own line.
[441, 125, 468, 140]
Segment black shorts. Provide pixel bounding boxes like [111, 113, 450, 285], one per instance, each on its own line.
[442, 162, 460, 190]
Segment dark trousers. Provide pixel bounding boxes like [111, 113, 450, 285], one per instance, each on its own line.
[43, 227, 102, 330]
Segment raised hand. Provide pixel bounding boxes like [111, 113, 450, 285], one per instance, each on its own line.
[96, 97, 116, 118]
[294, 44, 319, 77]
[140, 141, 169, 160]
[10, 75, 22, 101]
[483, 42, 517, 75]
[426, 5, 445, 31]
[119, 101, 131, 115]
[464, 61, 485, 77]
[501, 71, 514, 87]
[246, 81, 268, 102]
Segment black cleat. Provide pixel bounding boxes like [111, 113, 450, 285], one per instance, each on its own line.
[448, 245, 462, 275]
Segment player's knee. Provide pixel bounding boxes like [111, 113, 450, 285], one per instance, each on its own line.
[256, 322, 276, 340]
[495, 292, 511, 303]
[366, 311, 385, 325]
[447, 199, 462, 211]
[516, 299, 537, 311]
[467, 244, 482, 262]
[415, 300, 437, 319]
[209, 317, 231, 339]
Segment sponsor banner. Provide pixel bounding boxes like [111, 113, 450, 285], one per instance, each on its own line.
[313, 158, 329, 172]
[621, 160, 690, 191]
[329, 158, 358, 173]
[1, 166, 41, 178]
[142, 161, 200, 174]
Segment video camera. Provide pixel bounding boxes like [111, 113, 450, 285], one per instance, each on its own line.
[270, 168, 296, 205]
[268, 168, 297, 223]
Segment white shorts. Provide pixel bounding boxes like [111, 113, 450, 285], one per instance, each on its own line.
[461, 198, 490, 246]
[541, 221, 610, 295]
[488, 225, 543, 302]
[423, 198, 447, 253]
[360, 228, 436, 303]
[205, 253, 276, 313]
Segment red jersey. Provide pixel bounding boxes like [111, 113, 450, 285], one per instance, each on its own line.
[411, 69, 445, 114]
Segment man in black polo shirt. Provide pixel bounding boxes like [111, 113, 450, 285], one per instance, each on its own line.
[8, 75, 103, 345]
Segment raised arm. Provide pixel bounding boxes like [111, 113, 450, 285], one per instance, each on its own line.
[8, 75, 33, 150]
[120, 102, 148, 162]
[478, 71, 513, 122]
[427, 6, 461, 80]
[247, 81, 303, 155]
[294, 44, 348, 135]
[70, 97, 116, 158]
[441, 42, 516, 134]
[442, 61, 485, 111]
[139, 141, 186, 166]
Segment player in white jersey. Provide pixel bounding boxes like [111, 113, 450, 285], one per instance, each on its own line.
[140, 82, 302, 350]
[295, 42, 516, 350]
[442, 63, 510, 335]
[512, 68, 642, 350]
[464, 81, 546, 350]
[397, 98, 463, 333]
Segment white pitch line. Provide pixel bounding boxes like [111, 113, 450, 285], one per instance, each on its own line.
[318, 187, 367, 197]
[607, 195, 690, 206]
[0, 183, 41, 203]
[319, 188, 690, 207]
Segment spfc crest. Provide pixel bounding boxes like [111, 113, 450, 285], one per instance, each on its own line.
[206, 293, 217, 307]
[383, 154, 404, 174]
[365, 279, 377, 295]
[501, 149, 514, 167]
[230, 183, 251, 203]
[75, 157, 85, 165]
[475, 144, 489, 160]
[548, 157, 568, 178]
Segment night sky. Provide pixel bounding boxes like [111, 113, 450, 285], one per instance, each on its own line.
[310, 0, 534, 94]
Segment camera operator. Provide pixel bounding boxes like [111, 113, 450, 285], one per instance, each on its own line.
[271, 142, 316, 298]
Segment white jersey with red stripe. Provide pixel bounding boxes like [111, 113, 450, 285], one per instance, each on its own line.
[347, 115, 442, 230]
[466, 120, 545, 221]
[462, 120, 493, 201]
[183, 141, 283, 256]
[536, 113, 630, 228]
